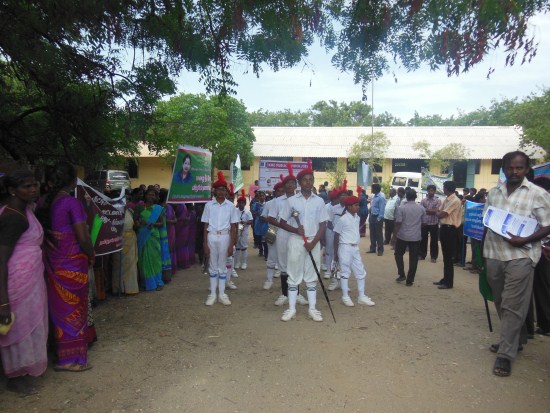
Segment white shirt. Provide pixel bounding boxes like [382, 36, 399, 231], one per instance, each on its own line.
[201, 199, 239, 231]
[262, 197, 278, 220]
[333, 211, 360, 244]
[236, 207, 253, 223]
[384, 196, 398, 220]
[269, 194, 288, 221]
[330, 203, 345, 227]
[280, 192, 329, 238]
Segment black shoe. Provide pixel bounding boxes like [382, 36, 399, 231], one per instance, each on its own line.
[433, 280, 443, 285]
[418, 256, 426, 260]
[535, 328, 550, 336]
[377, 252, 383, 256]
[437, 284, 452, 289]
[366, 250, 376, 253]
[430, 258, 437, 263]
[395, 276, 406, 283]
[406, 282, 413, 286]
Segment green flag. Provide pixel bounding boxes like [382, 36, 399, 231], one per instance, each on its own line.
[472, 241, 493, 301]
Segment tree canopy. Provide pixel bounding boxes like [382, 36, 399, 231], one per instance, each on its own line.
[1, 0, 547, 165]
[147, 93, 255, 169]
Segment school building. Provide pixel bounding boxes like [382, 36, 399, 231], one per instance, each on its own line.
[132, 126, 545, 191]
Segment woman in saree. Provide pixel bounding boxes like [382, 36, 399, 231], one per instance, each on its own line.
[166, 202, 178, 275]
[0, 170, 48, 394]
[186, 204, 197, 267]
[38, 162, 95, 372]
[157, 189, 172, 283]
[175, 203, 191, 269]
[112, 203, 139, 295]
[136, 188, 165, 291]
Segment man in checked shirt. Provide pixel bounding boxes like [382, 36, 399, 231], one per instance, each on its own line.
[483, 151, 550, 377]
[419, 184, 441, 263]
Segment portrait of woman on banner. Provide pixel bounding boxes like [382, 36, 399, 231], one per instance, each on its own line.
[173, 153, 193, 185]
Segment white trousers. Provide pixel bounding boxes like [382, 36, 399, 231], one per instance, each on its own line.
[287, 235, 321, 286]
[325, 227, 334, 269]
[276, 229, 290, 273]
[208, 233, 231, 276]
[267, 238, 278, 269]
[338, 244, 366, 280]
[236, 228, 249, 250]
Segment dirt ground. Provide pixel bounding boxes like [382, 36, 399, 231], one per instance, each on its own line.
[1, 237, 550, 413]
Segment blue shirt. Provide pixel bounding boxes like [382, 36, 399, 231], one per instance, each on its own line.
[370, 192, 386, 219]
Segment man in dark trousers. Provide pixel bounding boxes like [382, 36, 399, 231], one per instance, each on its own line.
[433, 181, 462, 290]
[419, 184, 441, 262]
[367, 183, 386, 256]
[391, 189, 426, 286]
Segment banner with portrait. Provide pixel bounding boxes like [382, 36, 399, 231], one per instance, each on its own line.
[168, 145, 212, 203]
[75, 179, 125, 256]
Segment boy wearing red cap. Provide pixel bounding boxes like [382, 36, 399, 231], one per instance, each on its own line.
[323, 187, 340, 280]
[262, 180, 284, 289]
[234, 190, 253, 270]
[334, 191, 375, 307]
[278, 160, 329, 322]
[201, 172, 239, 306]
[268, 164, 308, 307]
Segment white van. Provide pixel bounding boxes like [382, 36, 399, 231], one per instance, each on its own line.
[390, 172, 422, 191]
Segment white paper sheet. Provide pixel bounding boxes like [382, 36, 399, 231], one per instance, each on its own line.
[483, 206, 539, 239]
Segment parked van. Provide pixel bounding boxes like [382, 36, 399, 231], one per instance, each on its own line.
[85, 169, 131, 195]
[390, 172, 422, 191]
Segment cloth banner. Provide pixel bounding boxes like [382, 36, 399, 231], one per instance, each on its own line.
[358, 161, 372, 189]
[421, 167, 452, 195]
[231, 154, 244, 192]
[258, 160, 308, 191]
[463, 201, 485, 241]
[76, 179, 125, 256]
[497, 167, 507, 187]
[168, 145, 212, 203]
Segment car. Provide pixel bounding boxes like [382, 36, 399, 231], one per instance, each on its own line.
[85, 169, 131, 195]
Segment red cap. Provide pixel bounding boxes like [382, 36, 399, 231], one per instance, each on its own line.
[229, 183, 235, 195]
[237, 189, 247, 203]
[343, 195, 359, 206]
[328, 188, 340, 200]
[213, 171, 228, 189]
[296, 159, 314, 181]
[282, 162, 297, 184]
[357, 185, 362, 196]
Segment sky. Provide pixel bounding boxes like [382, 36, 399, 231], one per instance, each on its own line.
[176, 13, 549, 122]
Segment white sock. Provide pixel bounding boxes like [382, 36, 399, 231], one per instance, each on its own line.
[307, 286, 317, 310]
[357, 278, 366, 297]
[242, 250, 248, 265]
[340, 277, 350, 297]
[218, 274, 227, 295]
[267, 268, 275, 282]
[209, 275, 218, 295]
[288, 286, 298, 311]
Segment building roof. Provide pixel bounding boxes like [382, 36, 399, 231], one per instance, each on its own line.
[251, 126, 544, 159]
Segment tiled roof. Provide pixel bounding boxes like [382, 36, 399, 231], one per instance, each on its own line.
[251, 126, 545, 159]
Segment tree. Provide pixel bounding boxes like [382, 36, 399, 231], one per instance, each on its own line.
[325, 161, 347, 189]
[348, 131, 390, 177]
[412, 140, 470, 172]
[1, 0, 546, 165]
[147, 93, 255, 169]
[248, 109, 311, 126]
[508, 89, 550, 159]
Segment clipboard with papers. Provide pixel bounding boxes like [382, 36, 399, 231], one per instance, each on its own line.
[483, 206, 539, 239]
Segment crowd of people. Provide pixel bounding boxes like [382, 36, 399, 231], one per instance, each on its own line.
[1, 150, 549, 397]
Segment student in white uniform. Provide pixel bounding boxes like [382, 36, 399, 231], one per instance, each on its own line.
[226, 183, 239, 289]
[327, 181, 348, 291]
[201, 172, 239, 306]
[262, 180, 284, 290]
[333, 189, 376, 307]
[278, 160, 329, 322]
[268, 165, 308, 307]
[324, 187, 340, 279]
[234, 189, 253, 270]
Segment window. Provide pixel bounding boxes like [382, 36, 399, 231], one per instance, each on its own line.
[311, 157, 337, 172]
[473, 159, 481, 174]
[452, 161, 468, 188]
[347, 161, 357, 172]
[392, 177, 407, 187]
[409, 178, 420, 188]
[491, 159, 502, 175]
